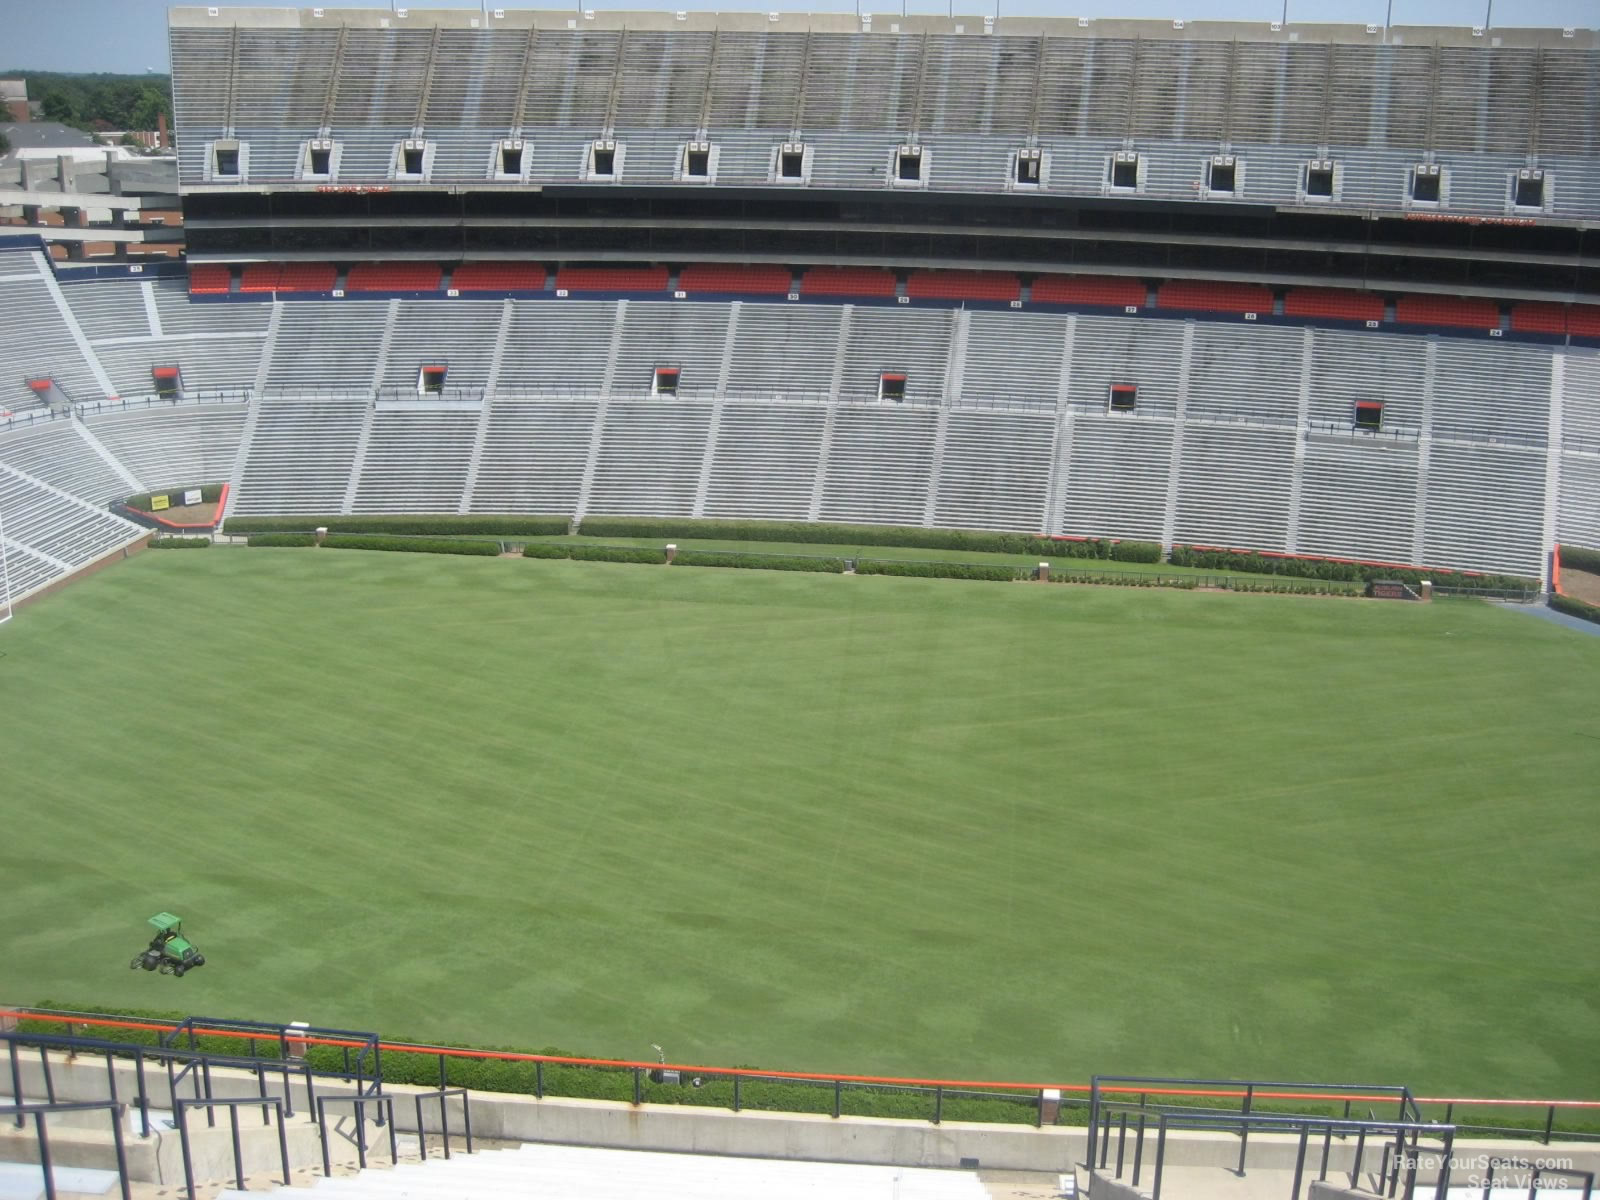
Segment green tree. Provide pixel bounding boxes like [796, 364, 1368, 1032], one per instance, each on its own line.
[130, 87, 169, 132]
[39, 89, 81, 125]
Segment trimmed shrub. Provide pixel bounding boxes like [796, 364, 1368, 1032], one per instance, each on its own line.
[577, 516, 1138, 558]
[1045, 571, 1199, 589]
[247, 533, 318, 547]
[673, 550, 847, 573]
[568, 545, 667, 565]
[323, 534, 500, 556]
[855, 559, 1025, 582]
[521, 542, 573, 560]
[1169, 546, 1535, 591]
[126, 483, 225, 511]
[1560, 545, 1600, 576]
[1551, 593, 1600, 625]
[1039, 537, 1163, 564]
[149, 536, 210, 549]
[224, 515, 570, 537]
[1227, 579, 1360, 596]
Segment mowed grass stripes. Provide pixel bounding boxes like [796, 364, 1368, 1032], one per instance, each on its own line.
[2, 547, 1596, 1099]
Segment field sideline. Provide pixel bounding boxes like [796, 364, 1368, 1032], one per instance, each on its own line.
[3, 547, 1597, 1099]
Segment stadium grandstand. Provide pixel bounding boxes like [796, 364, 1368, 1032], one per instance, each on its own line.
[0, 9, 1595, 607]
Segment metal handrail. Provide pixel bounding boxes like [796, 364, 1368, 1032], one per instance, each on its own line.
[7, 1031, 154, 1138]
[314, 1092, 397, 1177]
[1137, 1111, 1457, 1200]
[173, 1094, 292, 1200]
[0, 1099, 132, 1200]
[413, 1087, 473, 1160]
[1480, 1157, 1596, 1200]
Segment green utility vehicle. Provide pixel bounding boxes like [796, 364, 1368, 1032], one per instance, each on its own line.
[129, 912, 206, 977]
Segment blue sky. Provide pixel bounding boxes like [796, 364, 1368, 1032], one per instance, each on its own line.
[3, 0, 1594, 74]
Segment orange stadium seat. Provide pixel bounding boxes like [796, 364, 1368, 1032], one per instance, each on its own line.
[677, 264, 793, 295]
[554, 266, 670, 292]
[1156, 280, 1274, 314]
[1030, 275, 1146, 308]
[904, 270, 1021, 302]
[1393, 294, 1499, 330]
[1283, 288, 1384, 323]
[799, 267, 897, 298]
[345, 263, 444, 292]
[452, 263, 549, 291]
[237, 263, 337, 293]
[187, 264, 231, 295]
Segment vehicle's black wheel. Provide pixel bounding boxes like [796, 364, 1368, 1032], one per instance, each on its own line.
[174, 964, 186, 978]
[192, 954, 205, 967]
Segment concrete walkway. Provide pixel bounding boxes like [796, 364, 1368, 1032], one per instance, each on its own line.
[1492, 601, 1600, 638]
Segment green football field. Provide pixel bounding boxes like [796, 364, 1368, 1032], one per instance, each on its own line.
[3, 547, 1597, 1100]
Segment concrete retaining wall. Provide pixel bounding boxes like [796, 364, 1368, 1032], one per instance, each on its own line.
[11, 1055, 1600, 1181]
[1090, 1169, 1150, 1200]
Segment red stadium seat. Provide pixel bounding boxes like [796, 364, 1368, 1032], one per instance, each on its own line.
[1573, 306, 1600, 338]
[904, 270, 1021, 302]
[345, 263, 444, 292]
[1510, 303, 1568, 335]
[1283, 288, 1384, 323]
[276, 263, 337, 292]
[677, 264, 793, 295]
[799, 267, 897, 298]
[1508, 302, 1600, 338]
[237, 264, 283, 293]
[1393, 294, 1499, 330]
[1156, 280, 1274, 315]
[187, 264, 231, 295]
[239, 263, 337, 293]
[452, 262, 549, 291]
[1031, 275, 1145, 308]
[554, 266, 670, 293]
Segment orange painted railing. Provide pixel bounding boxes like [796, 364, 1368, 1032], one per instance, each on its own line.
[7, 1009, 1597, 1116]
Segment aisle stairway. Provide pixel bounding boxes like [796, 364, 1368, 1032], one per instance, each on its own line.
[218, 1141, 993, 1200]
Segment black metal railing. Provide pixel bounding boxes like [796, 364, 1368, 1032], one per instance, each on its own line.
[413, 1087, 473, 1160]
[162, 1014, 383, 1118]
[0, 1099, 132, 1200]
[0, 1023, 461, 1200]
[174, 1094, 292, 1200]
[8, 1031, 153, 1138]
[1093, 1107, 1456, 1200]
[1087, 1075, 1422, 1176]
[315, 1092, 398, 1177]
[1478, 1157, 1595, 1200]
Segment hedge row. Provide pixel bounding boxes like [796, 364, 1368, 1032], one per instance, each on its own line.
[1551, 593, 1600, 625]
[1228, 580, 1362, 596]
[855, 559, 1025, 582]
[324, 534, 500, 557]
[672, 550, 847, 573]
[1170, 546, 1536, 591]
[570, 545, 667, 565]
[127, 483, 224, 510]
[225, 515, 570, 537]
[523, 543, 668, 565]
[149, 536, 210, 549]
[22, 1002, 1600, 1137]
[1047, 572, 1197, 589]
[247, 533, 318, 547]
[576, 516, 1158, 562]
[1560, 544, 1600, 576]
